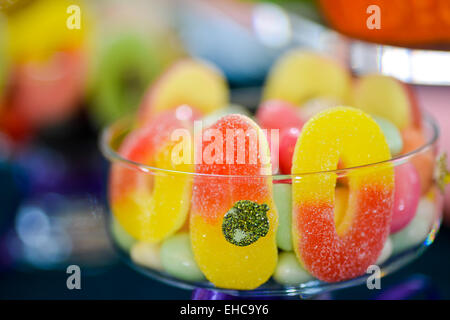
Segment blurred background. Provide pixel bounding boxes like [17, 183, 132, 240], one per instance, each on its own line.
[0, 0, 450, 299]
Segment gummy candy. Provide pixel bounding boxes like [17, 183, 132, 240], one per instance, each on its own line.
[391, 162, 421, 234]
[139, 59, 228, 125]
[160, 233, 205, 282]
[110, 110, 193, 242]
[190, 114, 278, 290]
[291, 107, 394, 282]
[401, 127, 434, 194]
[255, 100, 304, 131]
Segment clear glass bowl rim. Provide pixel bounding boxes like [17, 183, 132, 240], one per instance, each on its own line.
[100, 113, 439, 178]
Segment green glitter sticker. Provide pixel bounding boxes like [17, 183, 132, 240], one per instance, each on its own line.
[222, 200, 270, 247]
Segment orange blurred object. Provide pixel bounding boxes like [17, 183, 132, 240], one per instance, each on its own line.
[401, 127, 435, 195]
[319, 0, 450, 46]
[7, 50, 86, 129]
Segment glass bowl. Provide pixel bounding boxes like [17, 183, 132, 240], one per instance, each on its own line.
[100, 114, 443, 298]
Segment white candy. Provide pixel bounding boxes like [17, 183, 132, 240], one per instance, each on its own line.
[273, 252, 313, 285]
[376, 237, 393, 265]
[130, 241, 162, 270]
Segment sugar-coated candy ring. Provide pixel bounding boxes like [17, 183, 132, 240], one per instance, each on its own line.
[190, 114, 278, 290]
[110, 110, 193, 242]
[291, 107, 394, 282]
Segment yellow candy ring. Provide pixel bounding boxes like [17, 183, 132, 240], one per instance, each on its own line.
[291, 107, 394, 282]
[110, 110, 193, 242]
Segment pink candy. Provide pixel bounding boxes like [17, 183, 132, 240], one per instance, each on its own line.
[279, 127, 301, 174]
[256, 100, 304, 130]
[390, 162, 421, 234]
[256, 100, 305, 174]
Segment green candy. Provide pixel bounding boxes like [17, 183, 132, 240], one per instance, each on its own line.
[273, 252, 313, 285]
[222, 200, 270, 247]
[374, 116, 403, 156]
[110, 218, 136, 252]
[392, 198, 435, 254]
[89, 32, 159, 126]
[160, 233, 205, 282]
[274, 183, 293, 251]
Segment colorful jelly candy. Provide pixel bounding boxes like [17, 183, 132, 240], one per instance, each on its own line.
[273, 183, 293, 251]
[130, 242, 162, 270]
[391, 162, 421, 234]
[279, 127, 301, 174]
[201, 104, 251, 128]
[353, 74, 422, 130]
[373, 116, 404, 156]
[160, 233, 205, 282]
[255, 100, 304, 131]
[138, 59, 228, 125]
[110, 110, 193, 242]
[273, 252, 313, 286]
[263, 50, 351, 106]
[111, 218, 136, 252]
[376, 237, 393, 265]
[401, 127, 434, 194]
[291, 107, 394, 282]
[190, 114, 278, 290]
[391, 198, 436, 254]
[298, 98, 340, 120]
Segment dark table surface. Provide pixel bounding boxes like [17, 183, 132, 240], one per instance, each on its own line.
[1, 225, 449, 300]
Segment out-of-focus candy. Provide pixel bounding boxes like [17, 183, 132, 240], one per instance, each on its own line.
[264, 50, 351, 106]
[298, 98, 340, 120]
[111, 218, 136, 252]
[190, 114, 278, 290]
[291, 107, 394, 282]
[138, 59, 228, 125]
[391, 163, 421, 234]
[130, 241, 162, 270]
[376, 237, 393, 265]
[110, 110, 193, 241]
[392, 198, 436, 254]
[201, 104, 251, 128]
[255, 100, 304, 131]
[89, 32, 160, 126]
[9, 50, 86, 128]
[273, 183, 293, 251]
[160, 233, 205, 282]
[401, 127, 434, 195]
[0, 15, 7, 104]
[373, 116, 404, 156]
[6, 0, 88, 62]
[273, 252, 313, 286]
[353, 74, 422, 130]
[279, 127, 301, 175]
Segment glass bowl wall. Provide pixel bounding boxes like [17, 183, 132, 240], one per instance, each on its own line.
[100, 115, 442, 297]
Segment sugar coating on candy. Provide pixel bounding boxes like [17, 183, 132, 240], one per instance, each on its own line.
[222, 200, 270, 246]
[292, 107, 394, 282]
[193, 114, 272, 222]
[190, 114, 278, 290]
[296, 185, 393, 282]
[110, 110, 193, 241]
